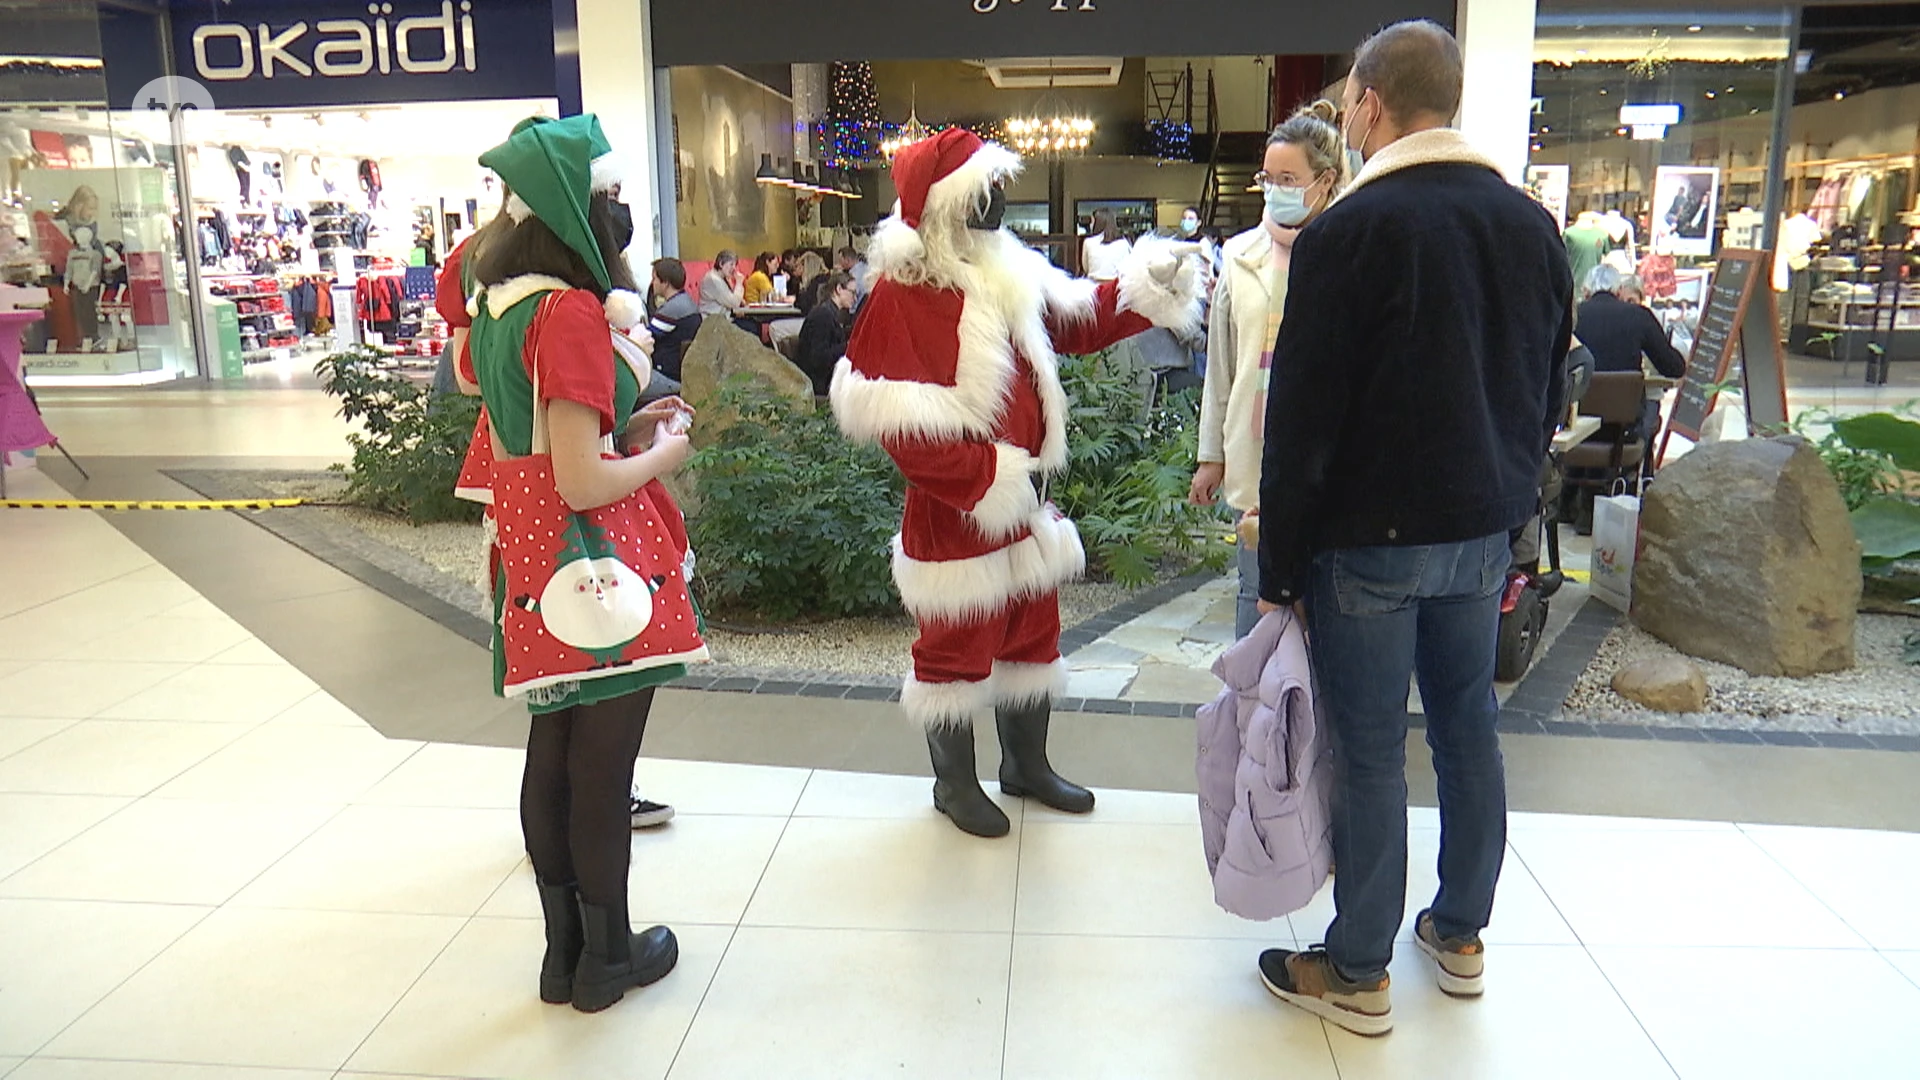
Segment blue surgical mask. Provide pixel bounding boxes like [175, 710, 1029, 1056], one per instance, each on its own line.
[1180, 215, 1199, 235]
[1265, 184, 1313, 228]
[1345, 93, 1377, 177]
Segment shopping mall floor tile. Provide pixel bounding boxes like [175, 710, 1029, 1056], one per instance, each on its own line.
[1002, 933, 1339, 1080]
[1590, 945, 1920, 1080]
[665, 926, 1011, 1080]
[1328, 945, 1678, 1080]
[345, 918, 731, 1080]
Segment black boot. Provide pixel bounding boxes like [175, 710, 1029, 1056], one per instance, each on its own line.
[996, 699, 1095, 814]
[572, 898, 678, 1013]
[535, 881, 585, 1005]
[926, 724, 1011, 838]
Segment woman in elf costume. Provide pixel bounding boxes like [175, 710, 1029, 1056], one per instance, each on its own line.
[467, 114, 708, 1014]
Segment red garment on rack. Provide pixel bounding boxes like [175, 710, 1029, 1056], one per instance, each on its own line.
[1636, 253, 1678, 300]
[354, 275, 402, 322]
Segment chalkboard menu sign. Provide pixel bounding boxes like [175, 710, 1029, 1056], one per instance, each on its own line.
[1660, 249, 1788, 460]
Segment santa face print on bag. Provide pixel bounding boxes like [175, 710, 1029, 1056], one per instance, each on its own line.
[513, 515, 666, 663]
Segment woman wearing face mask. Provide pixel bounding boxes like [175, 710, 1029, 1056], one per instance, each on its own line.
[1188, 100, 1344, 637]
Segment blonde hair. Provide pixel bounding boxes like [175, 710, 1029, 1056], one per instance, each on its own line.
[1268, 100, 1346, 186]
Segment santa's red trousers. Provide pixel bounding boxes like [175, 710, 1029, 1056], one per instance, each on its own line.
[911, 591, 1062, 686]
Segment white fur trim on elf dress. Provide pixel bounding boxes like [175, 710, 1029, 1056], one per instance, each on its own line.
[967, 445, 1041, 540]
[1116, 237, 1205, 337]
[991, 659, 1069, 707]
[890, 510, 1086, 624]
[484, 274, 573, 318]
[902, 674, 992, 729]
[603, 289, 644, 331]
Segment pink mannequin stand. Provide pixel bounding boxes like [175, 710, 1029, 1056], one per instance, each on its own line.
[0, 309, 88, 499]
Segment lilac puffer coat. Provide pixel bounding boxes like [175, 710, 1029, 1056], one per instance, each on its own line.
[1196, 609, 1334, 921]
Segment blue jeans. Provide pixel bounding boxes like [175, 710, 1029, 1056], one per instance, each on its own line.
[1235, 540, 1260, 639]
[1305, 534, 1510, 983]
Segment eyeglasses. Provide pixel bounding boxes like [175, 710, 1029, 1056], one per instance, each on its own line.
[1253, 172, 1313, 189]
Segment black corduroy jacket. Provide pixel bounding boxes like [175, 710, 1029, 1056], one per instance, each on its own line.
[1258, 132, 1574, 605]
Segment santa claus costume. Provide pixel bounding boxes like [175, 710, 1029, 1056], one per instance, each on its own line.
[832, 130, 1205, 837]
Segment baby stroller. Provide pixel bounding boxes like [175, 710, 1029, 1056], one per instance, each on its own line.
[1496, 341, 1593, 682]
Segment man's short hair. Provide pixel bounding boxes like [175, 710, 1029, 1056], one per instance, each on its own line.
[836, 246, 858, 265]
[652, 257, 686, 291]
[1352, 19, 1464, 125]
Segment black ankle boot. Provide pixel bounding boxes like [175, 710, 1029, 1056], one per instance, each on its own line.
[926, 724, 1011, 838]
[535, 881, 585, 1005]
[572, 899, 677, 1013]
[996, 700, 1095, 814]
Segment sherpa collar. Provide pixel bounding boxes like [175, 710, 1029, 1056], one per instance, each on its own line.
[1338, 128, 1504, 202]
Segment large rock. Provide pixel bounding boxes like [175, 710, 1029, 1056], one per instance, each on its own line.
[679, 316, 814, 449]
[1611, 657, 1709, 713]
[1633, 436, 1861, 676]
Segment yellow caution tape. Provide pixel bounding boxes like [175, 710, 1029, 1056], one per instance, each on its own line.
[0, 498, 304, 511]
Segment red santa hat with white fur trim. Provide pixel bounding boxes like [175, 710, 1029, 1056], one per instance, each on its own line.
[869, 128, 1021, 273]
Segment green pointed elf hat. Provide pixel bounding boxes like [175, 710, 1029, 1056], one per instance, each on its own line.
[479, 113, 628, 291]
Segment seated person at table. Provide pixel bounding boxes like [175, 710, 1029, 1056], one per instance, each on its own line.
[646, 257, 701, 382]
[791, 251, 829, 313]
[793, 270, 855, 397]
[743, 252, 783, 305]
[1575, 264, 1685, 455]
[699, 250, 745, 316]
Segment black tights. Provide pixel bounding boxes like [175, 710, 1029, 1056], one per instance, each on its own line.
[520, 689, 654, 907]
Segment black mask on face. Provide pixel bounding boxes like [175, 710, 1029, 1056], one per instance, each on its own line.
[968, 186, 1007, 231]
[608, 199, 635, 252]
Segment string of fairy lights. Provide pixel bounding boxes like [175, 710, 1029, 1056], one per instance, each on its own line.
[823, 61, 1098, 169]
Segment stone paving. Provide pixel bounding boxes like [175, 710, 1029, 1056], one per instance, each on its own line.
[1066, 534, 1597, 708]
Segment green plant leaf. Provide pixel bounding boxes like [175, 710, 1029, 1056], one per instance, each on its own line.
[1850, 496, 1920, 562]
[1833, 413, 1920, 472]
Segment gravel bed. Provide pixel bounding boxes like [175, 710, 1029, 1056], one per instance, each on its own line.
[225, 470, 1173, 676]
[1564, 617, 1920, 736]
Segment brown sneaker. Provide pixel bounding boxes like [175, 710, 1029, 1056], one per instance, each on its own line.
[1414, 909, 1485, 997]
[1258, 947, 1393, 1036]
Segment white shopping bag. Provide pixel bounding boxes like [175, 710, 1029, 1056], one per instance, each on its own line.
[1590, 492, 1641, 613]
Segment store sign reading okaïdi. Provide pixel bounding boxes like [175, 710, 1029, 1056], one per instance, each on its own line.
[144, 0, 556, 110]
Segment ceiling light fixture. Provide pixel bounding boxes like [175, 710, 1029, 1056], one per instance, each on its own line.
[1006, 66, 1095, 158]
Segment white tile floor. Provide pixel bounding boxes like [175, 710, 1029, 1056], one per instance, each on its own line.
[6, 470, 1920, 1079]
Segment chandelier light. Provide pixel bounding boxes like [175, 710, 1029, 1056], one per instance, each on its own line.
[881, 86, 932, 161]
[1005, 115, 1094, 155]
[1005, 71, 1094, 157]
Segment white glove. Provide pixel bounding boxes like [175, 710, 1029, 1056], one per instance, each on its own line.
[1141, 239, 1204, 289]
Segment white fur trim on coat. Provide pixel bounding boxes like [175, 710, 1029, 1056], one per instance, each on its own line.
[484, 274, 573, 318]
[603, 289, 644, 331]
[991, 659, 1068, 707]
[921, 142, 1023, 229]
[1116, 237, 1205, 337]
[1338, 128, 1504, 202]
[831, 234, 1074, 473]
[902, 675, 992, 730]
[968, 445, 1041, 540]
[891, 509, 1086, 624]
[590, 149, 631, 194]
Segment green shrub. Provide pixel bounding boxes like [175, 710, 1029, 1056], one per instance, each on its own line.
[1052, 352, 1232, 586]
[1796, 406, 1920, 570]
[685, 376, 903, 621]
[314, 345, 483, 526]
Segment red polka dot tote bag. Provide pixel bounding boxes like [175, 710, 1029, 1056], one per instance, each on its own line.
[491, 357, 707, 699]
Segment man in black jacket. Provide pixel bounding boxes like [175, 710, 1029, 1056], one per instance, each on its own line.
[1255, 20, 1573, 1037]
[645, 257, 702, 383]
[1575, 264, 1685, 452]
